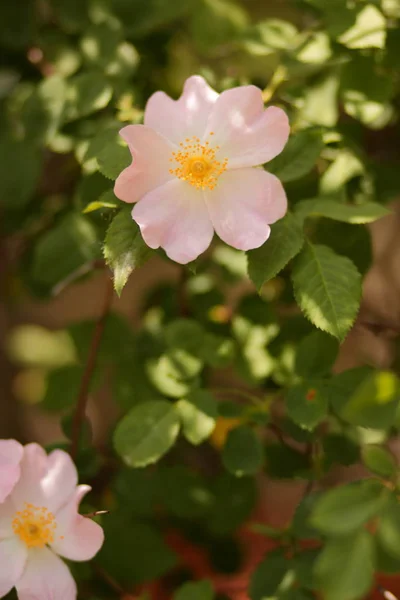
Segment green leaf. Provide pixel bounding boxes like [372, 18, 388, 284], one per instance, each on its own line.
[310, 480, 387, 535]
[222, 426, 264, 476]
[378, 497, 400, 560]
[112, 0, 196, 37]
[32, 213, 99, 290]
[313, 220, 372, 276]
[286, 383, 328, 430]
[250, 548, 294, 600]
[160, 466, 213, 518]
[114, 468, 160, 517]
[97, 515, 177, 585]
[329, 369, 400, 429]
[190, 0, 249, 52]
[0, 138, 41, 209]
[42, 366, 82, 412]
[96, 131, 131, 180]
[291, 242, 362, 341]
[174, 580, 214, 600]
[247, 213, 304, 290]
[65, 72, 112, 121]
[314, 530, 375, 600]
[362, 445, 397, 478]
[267, 130, 324, 183]
[338, 4, 386, 49]
[146, 350, 202, 398]
[104, 207, 152, 296]
[295, 331, 339, 378]
[176, 390, 217, 445]
[299, 73, 339, 128]
[265, 444, 310, 479]
[295, 199, 390, 225]
[208, 473, 257, 535]
[319, 150, 364, 195]
[113, 401, 181, 467]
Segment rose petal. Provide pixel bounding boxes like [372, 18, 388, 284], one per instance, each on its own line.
[145, 75, 218, 145]
[0, 537, 27, 597]
[132, 179, 214, 264]
[204, 168, 287, 250]
[204, 86, 290, 168]
[51, 485, 104, 562]
[16, 547, 77, 600]
[0, 495, 18, 538]
[41, 450, 78, 513]
[10, 444, 48, 508]
[114, 125, 174, 204]
[0, 439, 23, 502]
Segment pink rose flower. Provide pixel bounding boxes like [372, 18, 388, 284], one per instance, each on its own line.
[0, 440, 23, 503]
[0, 443, 104, 600]
[114, 75, 289, 264]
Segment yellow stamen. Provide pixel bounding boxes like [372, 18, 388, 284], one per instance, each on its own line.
[12, 503, 57, 548]
[169, 135, 228, 190]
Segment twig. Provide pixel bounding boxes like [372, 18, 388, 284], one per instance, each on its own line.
[82, 510, 110, 518]
[70, 276, 114, 459]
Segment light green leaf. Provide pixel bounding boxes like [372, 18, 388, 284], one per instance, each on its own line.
[314, 531, 375, 600]
[267, 130, 324, 183]
[222, 426, 264, 476]
[296, 31, 332, 64]
[103, 207, 152, 296]
[286, 383, 328, 430]
[247, 213, 304, 290]
[338, 4, 386, 49]
[320, 150, 364, 195]
[146, 350, 202, 398]
[362, 445, 397, 479]
[174, 580, 214, 600]
[299, 73, 339, 127]
[295, 198, 390, 224]
[291, 242, 362, 341]
[311, 480, 388, 535]
[330, 369, 400, 430]
[114, 401, 181, 467]
[176, 390, 217, 445]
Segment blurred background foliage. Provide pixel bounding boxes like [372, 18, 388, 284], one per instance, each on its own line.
[2, 0, 400, 599]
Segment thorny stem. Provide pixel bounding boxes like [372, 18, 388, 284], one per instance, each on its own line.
[70, 276, 114, 460]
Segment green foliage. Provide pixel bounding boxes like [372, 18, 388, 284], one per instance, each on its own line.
[104, 207, 153, 295]
[3, 0, 400, 598]
[114, 401, 181, 467]
[222, 426, 264, 476]
[292, 242, 362, 341]
[247, 213, 304, 290]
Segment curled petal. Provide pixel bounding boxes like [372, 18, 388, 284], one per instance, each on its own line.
[51, 485, 104, 562]
[145, 75, 218, 145]
[16, 547, 77, 600]
[41, 450, 78, 513]
[132, 179, 214, 264]
[114, 125, 174, 204]
[0, 439, 23, 502]
[204, 85, 290, 168]
[204, 168, 287, 250]
[0, 537, 27, 597]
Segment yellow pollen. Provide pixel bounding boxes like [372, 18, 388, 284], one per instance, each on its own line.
[12, 503, 57, 548]
[169, 135, 228, 190]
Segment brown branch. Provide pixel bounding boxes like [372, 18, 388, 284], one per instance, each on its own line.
[70, 276, 114, 459]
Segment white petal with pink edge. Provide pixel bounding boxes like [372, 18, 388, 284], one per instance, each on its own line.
[204, 168, 287, 251]
[51, 485, 104, 562]
[0, 439, 23, 502]
[204, 86, 290, 169]
[10, 444, 48, 508]
[144, 75, 218, 145]
[132, 179, 214, 264]
[0, 537, 28, 597]
[114, 125, 174, 204]
[16, 547, 77, 600]
[0, 495, 18, 538]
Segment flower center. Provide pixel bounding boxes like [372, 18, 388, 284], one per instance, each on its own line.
[12, 503, 57, 548]
[169, 133, 228, 190]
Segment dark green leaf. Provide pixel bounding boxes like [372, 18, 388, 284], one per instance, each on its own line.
[0, 138, 41, 209]
[104, 207, 152, 296]
[295, 331, 339, 378]
[174, 580, 214, 600]
[267, 130, 324, 183]
[291, 242, 362, 341]
[286, 383, 328, 430]
[247, 213, 304, 290]
[250, 548, 294, 600]
[362, 445, 397, 478]
[222, 426, 264, 476]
